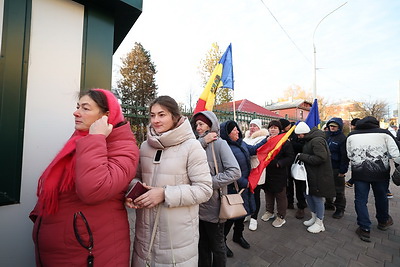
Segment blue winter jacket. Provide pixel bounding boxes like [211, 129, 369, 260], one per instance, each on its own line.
[220, 120, 267, 215]
[325, 117, 349, 174]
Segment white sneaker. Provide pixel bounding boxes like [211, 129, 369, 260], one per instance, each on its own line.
[272, 216, 286, 228]
[249, 218, 257, 231]
[261, 211, 275, 221]
[307, 218, 325, 233]
[303, 212, 316, 227]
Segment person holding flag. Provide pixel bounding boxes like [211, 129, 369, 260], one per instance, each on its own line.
[243, 118, 269, 231]
[261, 120, 295, 228]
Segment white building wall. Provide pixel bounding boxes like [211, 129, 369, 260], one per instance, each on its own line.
[0, 0, 84, 265]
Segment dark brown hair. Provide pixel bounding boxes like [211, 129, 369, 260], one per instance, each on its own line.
[268, 120, 282, 131]
[150, 95, 182, 127]
[79, 89, 126, 127]
[79, 89, 109, 114]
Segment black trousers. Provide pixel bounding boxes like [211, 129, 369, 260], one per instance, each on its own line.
[287, 176, 307, 209]
[326, 169, 346, 211]
[198, 220, 227, 267]
[224, 217, 245, 240]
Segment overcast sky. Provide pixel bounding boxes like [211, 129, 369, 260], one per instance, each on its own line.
[112, 0, 400, 113]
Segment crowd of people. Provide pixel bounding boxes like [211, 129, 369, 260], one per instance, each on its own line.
[30, 91, 398, 266]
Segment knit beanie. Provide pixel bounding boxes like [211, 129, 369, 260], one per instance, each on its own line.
[226, 121, 237, 134]
[279, 119, 291, 129]
[294, 122, 311, 134]
[194, 113, 212, 128]
[249, 118, 262, 129]
[268, 120, 282, 131]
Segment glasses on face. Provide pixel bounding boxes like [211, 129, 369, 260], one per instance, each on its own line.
[329, 125, 338, 128]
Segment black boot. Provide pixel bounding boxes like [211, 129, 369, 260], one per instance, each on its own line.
[332, 209, 344, 219]
[232, 236, 250, 249]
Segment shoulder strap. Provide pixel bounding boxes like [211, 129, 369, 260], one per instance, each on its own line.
[146, 205, 161, 265]
[211, 142, 219, 174]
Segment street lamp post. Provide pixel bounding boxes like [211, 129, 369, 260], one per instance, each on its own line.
[312, 2, 347, 100]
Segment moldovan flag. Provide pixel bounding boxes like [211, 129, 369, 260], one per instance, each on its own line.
[248, 126, 296, 193]
[193, 43, 234, 114]
[305, 99, 320, 128]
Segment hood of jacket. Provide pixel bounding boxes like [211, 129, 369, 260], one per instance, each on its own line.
[302, 126, 326, 142]
[220, 120, 243, 145]
[146, 117, 195, 149]
[244, 128, 269, 140]
[326, 117, 344, 133]
[191, 111, 220, 137]
[355, 116, 379, 130]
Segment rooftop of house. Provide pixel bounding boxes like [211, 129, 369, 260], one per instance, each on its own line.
[265, 99, 312, 110]
[214, 99, 282, 118]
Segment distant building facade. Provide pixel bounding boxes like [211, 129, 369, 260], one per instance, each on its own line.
[265, 99, 312, 121]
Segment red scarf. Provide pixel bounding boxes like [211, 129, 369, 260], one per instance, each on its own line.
[37, 89, 124, 215]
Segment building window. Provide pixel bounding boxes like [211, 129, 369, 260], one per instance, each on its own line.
[0, 0, 31, 206]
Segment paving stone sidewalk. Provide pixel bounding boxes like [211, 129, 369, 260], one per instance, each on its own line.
[226, 180, 400, 267]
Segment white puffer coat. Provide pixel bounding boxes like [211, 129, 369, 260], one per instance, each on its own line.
[243, 128, 269, 184]
[132, 117, 213, 267]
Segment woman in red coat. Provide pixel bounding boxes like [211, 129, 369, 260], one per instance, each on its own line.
[30, 89, 139, 266]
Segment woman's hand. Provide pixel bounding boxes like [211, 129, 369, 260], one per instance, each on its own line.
[89, 116, 113, 137]
[204, 132, 218, 144]
[133, 185, 165, 209]
[125, 197, 137, 209]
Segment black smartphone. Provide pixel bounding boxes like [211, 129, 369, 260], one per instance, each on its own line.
[154, 150, 162, 163]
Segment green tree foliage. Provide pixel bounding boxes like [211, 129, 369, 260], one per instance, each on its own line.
[117, 42, 157, 112]
[199, 43, 233, 106]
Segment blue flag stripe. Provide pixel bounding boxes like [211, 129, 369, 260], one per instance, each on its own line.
[219, 43, 234, 90]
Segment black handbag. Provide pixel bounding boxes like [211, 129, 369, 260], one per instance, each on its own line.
[391, 165, 400, 186]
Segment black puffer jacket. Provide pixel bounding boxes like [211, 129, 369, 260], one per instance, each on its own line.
[297, 127, 335, 198]
[264, 138, 295, 193]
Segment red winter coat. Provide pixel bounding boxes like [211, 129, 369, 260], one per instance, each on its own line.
[30, 123, 139, 266]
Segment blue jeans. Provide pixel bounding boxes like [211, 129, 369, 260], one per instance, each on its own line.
[354, 180, 389, 231]
[305, 194, 325, 220]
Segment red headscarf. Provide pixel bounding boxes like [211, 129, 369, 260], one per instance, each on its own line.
[37, 89, 124, 215]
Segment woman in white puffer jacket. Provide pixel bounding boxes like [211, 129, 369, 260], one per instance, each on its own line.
[243, 119, 268, 231]
[126, 96, 213, 267]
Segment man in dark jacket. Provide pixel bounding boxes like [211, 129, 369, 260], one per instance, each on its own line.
[325, 118, 349, 219]
[347, 116, 400, 242]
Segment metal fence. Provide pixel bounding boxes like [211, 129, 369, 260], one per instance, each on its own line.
[122, 104, 293, 145]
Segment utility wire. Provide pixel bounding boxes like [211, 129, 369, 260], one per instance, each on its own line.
[260, 0, 311, 64]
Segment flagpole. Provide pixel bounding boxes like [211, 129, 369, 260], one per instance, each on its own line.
[233, 91, 236, 121]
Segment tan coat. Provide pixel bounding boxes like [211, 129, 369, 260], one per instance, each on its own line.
[132, 118, 213, 266]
